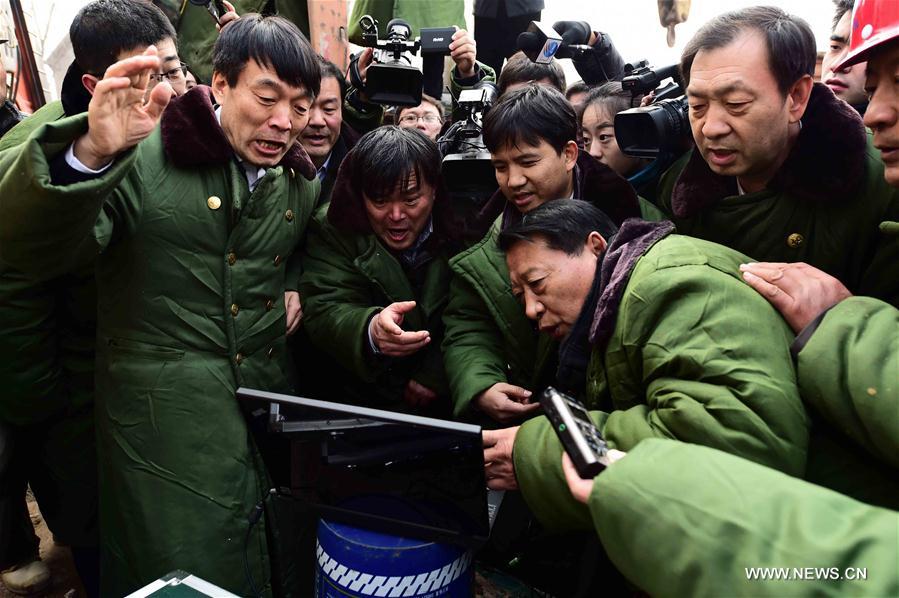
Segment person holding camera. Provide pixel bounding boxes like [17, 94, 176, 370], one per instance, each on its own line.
[656, 6, 899, 307]
[299, 126, 462, 414]
[442, 84, 661, 426]
[346, 27, 494, 134]
[0, 14, 321, 596]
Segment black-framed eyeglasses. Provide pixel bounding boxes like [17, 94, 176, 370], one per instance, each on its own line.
[149, 62, 189, 85]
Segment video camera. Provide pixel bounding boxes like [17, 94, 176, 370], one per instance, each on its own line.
[439, 81, 500, 219]
[614, 60, 690, 158]
[354, 15, 455, 106]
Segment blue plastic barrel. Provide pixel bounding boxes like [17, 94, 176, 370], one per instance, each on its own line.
[315, 518, 473, 597]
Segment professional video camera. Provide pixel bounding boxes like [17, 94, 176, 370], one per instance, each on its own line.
[439, 81, 500, 219]
[352, 15, 455, 106]
[614, 60, 690, 159]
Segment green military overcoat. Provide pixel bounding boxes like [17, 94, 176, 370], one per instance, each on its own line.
[0, 87, 319, 596]
[657, 84, 899, 305]
[513, 227, 809, 530]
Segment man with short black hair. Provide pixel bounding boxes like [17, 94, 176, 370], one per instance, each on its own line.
[657, 6, 899, 305]
[299, 57, 359, 206]
[821, 0, 866, 114]
[483, 199, 808, 522]
[497, 51, 566, 95]
[442, 84, 659, 424]
[300, 126, 461, 413]
[0, 2, 185, 595]
[0, 13, 321, 596]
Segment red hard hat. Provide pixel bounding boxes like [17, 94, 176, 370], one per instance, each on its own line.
[837, 0, 899, 69]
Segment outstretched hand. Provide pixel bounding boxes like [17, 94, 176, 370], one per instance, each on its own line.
[74, 46, 173, 169]
[369, 301, 430, 357]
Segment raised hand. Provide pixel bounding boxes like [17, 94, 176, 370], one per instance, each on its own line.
[73, 46, 173, 169]
[450, 28, 477, 78]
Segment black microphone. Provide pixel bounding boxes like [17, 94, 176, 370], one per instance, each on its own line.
[517, 22, 594, 63]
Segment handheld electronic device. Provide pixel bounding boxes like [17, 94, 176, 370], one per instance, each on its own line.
[539, 387, 611, 478]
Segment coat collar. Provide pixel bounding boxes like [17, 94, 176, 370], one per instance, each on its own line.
[159, 85, 316, 179]
[670, 83, 868, 218]
[589, 219, 676, 350]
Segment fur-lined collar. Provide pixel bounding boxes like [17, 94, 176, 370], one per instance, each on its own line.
[670, 83, 867, 218]
[589, 219, 676, 350]
[159, 85, 315, 179]
[471, 150, 641, 239]
[326, 144, 462, 249]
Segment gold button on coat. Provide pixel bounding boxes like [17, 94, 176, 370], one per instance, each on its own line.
[230, 303, 239, 317]
[267, 347, 275, 359]
[273, 255, 282, 266]
[207, 196, 222, 210]
[235, 353, 243, 365]
[227, 252, 237, 266]
[289, 167, 296, 179]
[787, 233, 804, 248]
[265, 299, 274, 311]
[285, 209, 294, 222]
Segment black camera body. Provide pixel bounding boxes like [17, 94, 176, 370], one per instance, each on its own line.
[440, 81, 500, 221]
[357, 17, 455, 107]
[358, 16, 423, 106]
[615, 61, 690, 158]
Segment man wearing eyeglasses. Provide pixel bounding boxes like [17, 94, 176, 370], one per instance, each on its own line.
[396, 94, 445, 140]
[0, 1, 188, 596]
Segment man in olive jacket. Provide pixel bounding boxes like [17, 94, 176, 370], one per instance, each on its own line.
[656, 7, 899, 305]
[0, 15, 319, 596]
[0, 3, 181, 595]
[443, 84, 660, 424]
[299, 127, 461, 413]
[483, 201, 809, 529]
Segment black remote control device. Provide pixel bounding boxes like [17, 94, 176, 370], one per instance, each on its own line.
[539, 387, 611, 478]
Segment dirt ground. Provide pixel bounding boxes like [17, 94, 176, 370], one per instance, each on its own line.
[0, 493, 85, 598]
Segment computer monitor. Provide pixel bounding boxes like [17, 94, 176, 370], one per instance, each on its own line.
[236, 388, 491, 549]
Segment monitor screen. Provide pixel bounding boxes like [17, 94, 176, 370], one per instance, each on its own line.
[237, 388, 490, 548]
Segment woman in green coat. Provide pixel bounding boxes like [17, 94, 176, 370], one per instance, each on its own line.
[299, 126, 462, 413]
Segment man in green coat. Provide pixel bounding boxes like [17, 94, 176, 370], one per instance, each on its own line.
[299, 126, 461, 413]
[549, 5, 899, 591]
[656, 6, 899, 305]
[0, 15, 319, 596]
[442, 84, 660, 424]
[483, 200, 809, 529]
[0, 2, 182, 595]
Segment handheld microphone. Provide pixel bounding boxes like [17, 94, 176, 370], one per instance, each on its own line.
[517, 22, 594, 63]
[516, 22, 562, 64]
